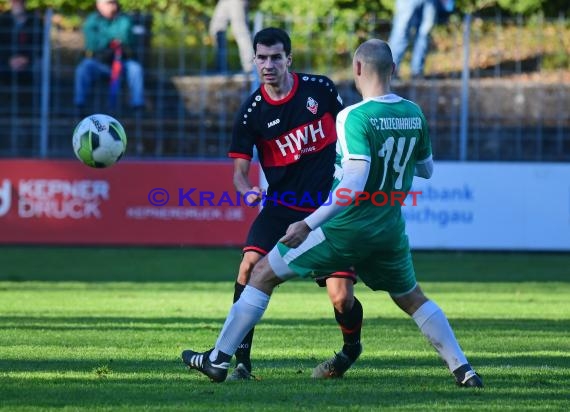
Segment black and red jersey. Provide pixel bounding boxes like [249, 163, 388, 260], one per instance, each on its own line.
[228, 72, 344, 211]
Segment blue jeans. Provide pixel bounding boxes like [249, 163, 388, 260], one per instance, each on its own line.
[74, 58, 145, 107]
[388, 0, 438, 76]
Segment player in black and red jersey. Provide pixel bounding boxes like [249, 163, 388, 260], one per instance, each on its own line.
[182, 27, 363, 381]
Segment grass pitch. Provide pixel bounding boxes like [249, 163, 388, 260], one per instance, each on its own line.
[0, 247, 569, 411]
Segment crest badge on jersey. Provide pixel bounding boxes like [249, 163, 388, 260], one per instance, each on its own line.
[306, 97, 318, 115]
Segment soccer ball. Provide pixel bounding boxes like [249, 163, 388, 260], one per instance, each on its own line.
[72, 114, 127, 168]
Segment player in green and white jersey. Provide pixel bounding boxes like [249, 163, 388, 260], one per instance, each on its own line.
[283, 91, 433, 294]
[182, 39, 483, 388]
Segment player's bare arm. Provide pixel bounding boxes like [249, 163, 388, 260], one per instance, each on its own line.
[233, 158, 262, 206]
[280, 159, 371, 248]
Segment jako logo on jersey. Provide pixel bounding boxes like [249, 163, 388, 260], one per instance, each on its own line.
[267, 118, 280, 128]
[306, 97, 318, 114]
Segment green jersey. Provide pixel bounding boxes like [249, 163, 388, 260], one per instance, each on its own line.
[323, 94, 432, 247]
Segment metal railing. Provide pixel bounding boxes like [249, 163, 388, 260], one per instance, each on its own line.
[0, 10, 568, 161]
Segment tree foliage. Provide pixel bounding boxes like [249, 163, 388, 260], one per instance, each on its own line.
[2, 0, 565, 73]
[8, 0, 568, 16]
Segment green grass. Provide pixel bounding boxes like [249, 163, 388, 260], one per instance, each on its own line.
[1, 247, 569, 282]
[1, 247, 569, 411]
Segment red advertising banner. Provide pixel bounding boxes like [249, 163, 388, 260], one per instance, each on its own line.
[0, 160, 260, 246]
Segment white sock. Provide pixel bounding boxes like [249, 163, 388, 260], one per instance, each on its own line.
[412, 300, 468, 373]
[210, 285, 270, 361]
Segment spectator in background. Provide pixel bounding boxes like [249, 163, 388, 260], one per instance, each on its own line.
[209, 0, 254, 74]
[0, 0, 43, 85]
[74, 0, 145, 112]
[388, 0, 455, 79]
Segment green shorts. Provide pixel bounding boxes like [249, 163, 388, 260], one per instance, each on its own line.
[273, 222, 417, 295]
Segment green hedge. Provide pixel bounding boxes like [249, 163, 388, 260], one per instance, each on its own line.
[9, 0, 570, 17]
[3, 0, 566, 73]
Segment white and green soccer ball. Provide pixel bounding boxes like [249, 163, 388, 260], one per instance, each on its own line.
[72, 114, 127, 168]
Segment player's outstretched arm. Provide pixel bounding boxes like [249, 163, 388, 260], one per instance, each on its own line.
[233, 158, 262, 206]
[280, 159, 370, 249]
[414, 156, 433, 179]
[303, 159, 370, 230]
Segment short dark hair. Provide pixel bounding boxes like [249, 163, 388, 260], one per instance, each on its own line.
[253, 27, 291, 55]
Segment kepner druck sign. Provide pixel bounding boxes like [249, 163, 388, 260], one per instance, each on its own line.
[402, 162, 570, 251]
[0, 160, 259, 246]
[1, 160, 569, 250]
[0, 179, 109, 220]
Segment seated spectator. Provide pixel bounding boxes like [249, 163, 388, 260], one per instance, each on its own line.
[74, 0, 145, 111]
[0, 0, 43, 85]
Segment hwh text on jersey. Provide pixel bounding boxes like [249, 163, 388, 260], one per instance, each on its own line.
[275, 119, 327, 157]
